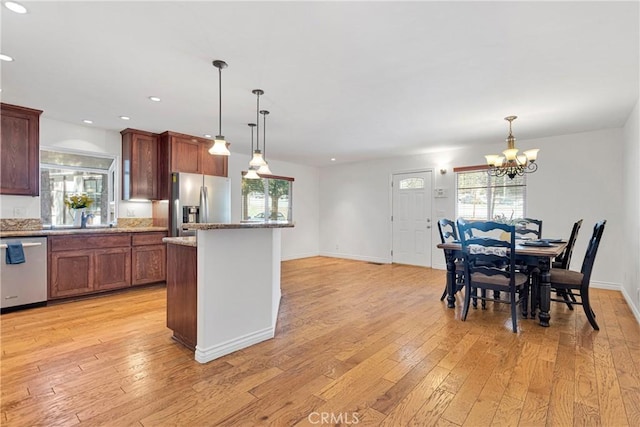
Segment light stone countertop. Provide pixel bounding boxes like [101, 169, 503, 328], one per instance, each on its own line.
[184, 221, 295, 230]
[0, 227, 168, 238]
[162, 236, 197, 247]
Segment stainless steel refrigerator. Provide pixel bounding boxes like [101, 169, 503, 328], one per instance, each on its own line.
[171, 172, 231, 236]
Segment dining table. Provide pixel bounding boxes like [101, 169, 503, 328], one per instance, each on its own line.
[437, 240, 567, 327]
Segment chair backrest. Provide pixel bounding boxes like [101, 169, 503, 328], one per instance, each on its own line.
[437, 218, 458, 244]
[557, 219, 583, 269]
[515, 218, 542, 239]
[457, 219, 517, 287]
[579, 220, 606, 285]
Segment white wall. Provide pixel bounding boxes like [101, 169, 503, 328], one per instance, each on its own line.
[319, 128, 625, 289]
[622, 99, 640, 321]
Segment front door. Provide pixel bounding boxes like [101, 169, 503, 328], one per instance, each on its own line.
[392, 171, 432, 267]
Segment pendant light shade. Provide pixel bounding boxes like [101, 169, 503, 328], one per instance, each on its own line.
[209, 60, 230, 156]
[257, 109, 272, 175]
[245, 123, 260, 180]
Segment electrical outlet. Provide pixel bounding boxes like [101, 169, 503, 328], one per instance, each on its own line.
[126, 209, 135, 217]
[13, 208, 27, 217]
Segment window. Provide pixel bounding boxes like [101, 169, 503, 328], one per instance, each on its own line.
[241, 174, 293, 221]
[455, 167, 526, 220]
[399, 177, 424, 189]
[40, 148, 117, 226]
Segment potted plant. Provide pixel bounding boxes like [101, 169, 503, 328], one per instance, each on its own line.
[64, 193, 93, 227]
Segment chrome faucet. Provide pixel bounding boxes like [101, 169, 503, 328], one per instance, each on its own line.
[80, 211, 94, 229]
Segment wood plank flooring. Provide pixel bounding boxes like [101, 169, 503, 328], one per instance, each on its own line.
[1, 256, 638, 426]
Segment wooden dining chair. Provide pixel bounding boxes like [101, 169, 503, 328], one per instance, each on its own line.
[549, 220, 606, 330]
[553, 219, 583, 269]
[552, 219, 583, 307]
[457, 219, 529, 333]
[515, 218, 543, 240]
[437, 218, 464, 301]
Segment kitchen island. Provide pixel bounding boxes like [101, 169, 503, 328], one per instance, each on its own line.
[163, 222, 294, 363]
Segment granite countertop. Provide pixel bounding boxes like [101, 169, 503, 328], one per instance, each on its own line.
[184, 221, 295, 230]
[0, 226, 168, 238]
[163, 236, 197, 247]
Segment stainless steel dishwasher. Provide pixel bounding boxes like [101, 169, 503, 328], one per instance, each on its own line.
[0, 236, 48, 312]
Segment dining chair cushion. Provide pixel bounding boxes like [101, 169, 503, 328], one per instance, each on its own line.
[550, 269, 584, 286]
[470, 271, 529, 287]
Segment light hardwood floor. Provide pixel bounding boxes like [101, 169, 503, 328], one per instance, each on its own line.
[1, 256, 639, 426]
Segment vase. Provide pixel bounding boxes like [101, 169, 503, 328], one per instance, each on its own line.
[73, 209, 84, 227]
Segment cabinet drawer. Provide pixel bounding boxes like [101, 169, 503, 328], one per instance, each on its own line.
[50, 234, 131, 251]
[132, 232, 167, 246]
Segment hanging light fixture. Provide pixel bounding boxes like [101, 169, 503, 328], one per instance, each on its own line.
[257, 109, 272, 175]
[208, 60, 231, 156]
[245, 123, 260, 180]
[485, 115, 539, 179]
[249, 89, 267, 167]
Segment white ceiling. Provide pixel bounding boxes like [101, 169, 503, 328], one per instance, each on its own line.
[1, 1, 638, 167]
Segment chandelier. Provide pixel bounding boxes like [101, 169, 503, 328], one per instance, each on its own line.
[484, 116, 539, 179]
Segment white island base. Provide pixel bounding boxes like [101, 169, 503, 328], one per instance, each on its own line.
[194, 226, 284, 363]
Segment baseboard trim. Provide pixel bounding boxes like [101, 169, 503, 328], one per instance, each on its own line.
[590, 280, 621, 291]
[620, 286, 640, 325]
[195, 327, 275, 364]
[319, 251, 391, 264]
[282, 251, 320, 261]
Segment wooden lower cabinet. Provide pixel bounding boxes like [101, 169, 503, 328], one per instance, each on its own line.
[95, 248, 131, 291]
[166, 243, 197, 350]
[132, 232, 167, 286]
[48, 231, 166, 300]
[50, 250, 94, 298]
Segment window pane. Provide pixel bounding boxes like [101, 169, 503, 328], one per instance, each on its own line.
[399, 177, 424, 189]
[456, 169, 526, 220]
[242, 175, 292, 221]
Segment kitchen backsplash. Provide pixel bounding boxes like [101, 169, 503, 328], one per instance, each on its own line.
[0, 218, 43, 231]
[116, 217, 154, 228]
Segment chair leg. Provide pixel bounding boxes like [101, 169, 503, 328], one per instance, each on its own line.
[440, 285, 448, 301]
[559, 290, 574, 310]
[581, 289, 599, 330]
[521, 285, 529, 318]
[462, 284, 472, 321]
[510, 291, 518, 333]
[481, 289, 487, 309]
[472, 287, 478, 309]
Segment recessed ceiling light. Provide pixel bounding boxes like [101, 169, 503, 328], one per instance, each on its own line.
[120, 116, 131, 120]
[148, 96, 161, 102]
[0, 54, 14, 62]
[203, 134, 212, 138]
[5, 1, 27, 14]
[83, 119, 93, 124]
[330, 158, 336, 162]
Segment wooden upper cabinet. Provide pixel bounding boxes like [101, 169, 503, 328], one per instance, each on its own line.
[162, 131, 228, 177]
[121, 128, 168, 200]
[0, 103, 42, 196]
[201, 142, 228, 177]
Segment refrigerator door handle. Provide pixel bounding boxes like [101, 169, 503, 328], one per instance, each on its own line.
[200, 185, 209, 223]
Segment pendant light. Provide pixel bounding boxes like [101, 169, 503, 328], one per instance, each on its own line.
[257, 109, 272, 175]
[249, 89, 267, 167]
[208, 60, 231, 156]
[245, 123, 260, 180]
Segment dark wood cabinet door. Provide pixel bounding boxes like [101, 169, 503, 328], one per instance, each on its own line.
[170, 136, 201, 174]
[121, 129, 164, 200]
[0, 103, 42, 196]
[166, 244, 197, 349]
[132, 244, 166, 285]
[200, 142, 228, 177]
[94, 248, 131, 291]
[49, 251, 94, 299]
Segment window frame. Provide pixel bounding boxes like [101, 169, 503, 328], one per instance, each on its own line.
[241, 172, 294, 222]
[40, 146, 119, 226]
[454, 165, 527, 221]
